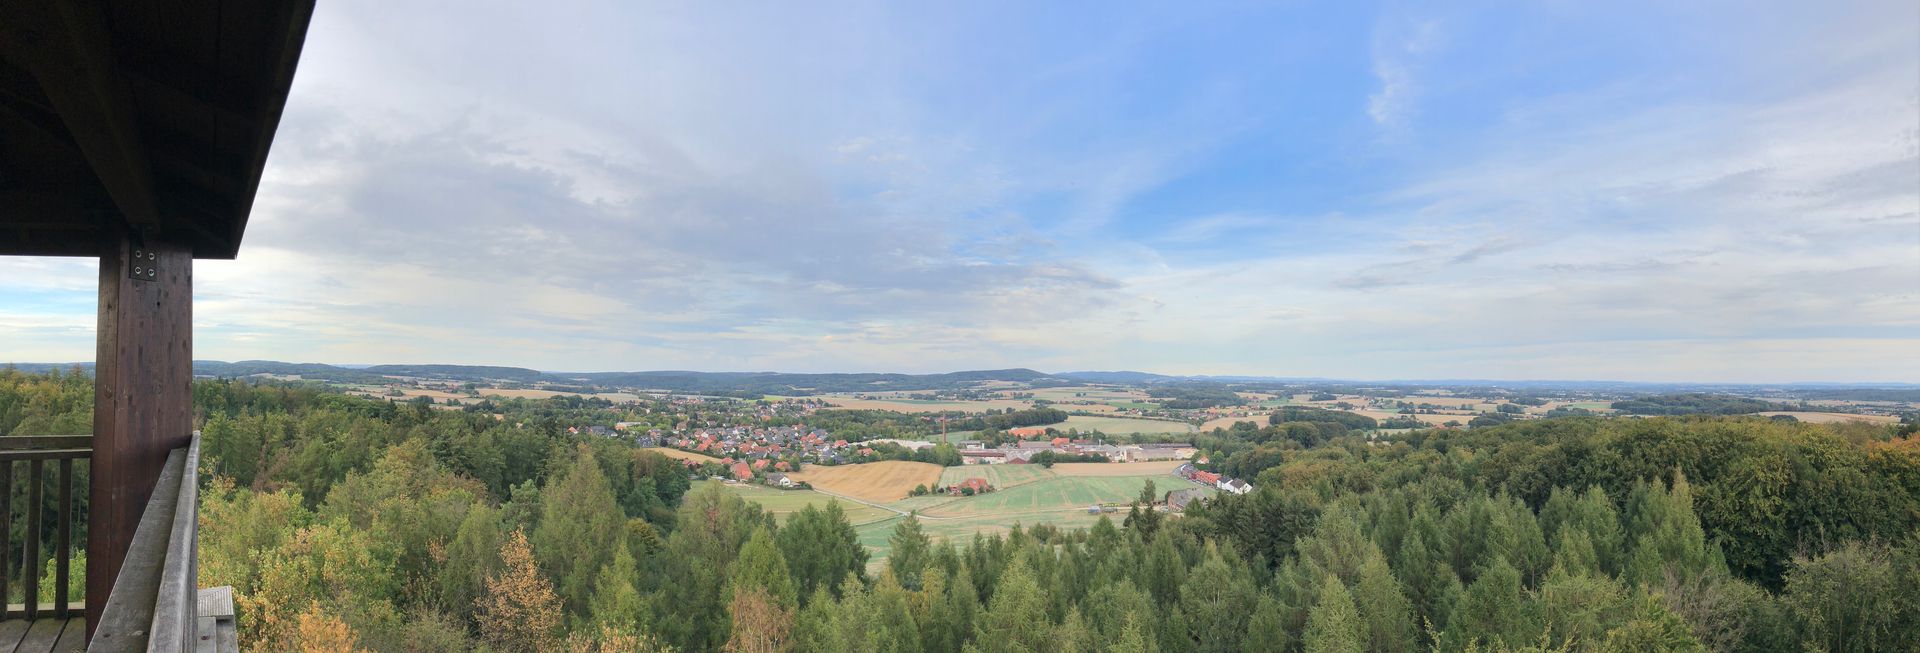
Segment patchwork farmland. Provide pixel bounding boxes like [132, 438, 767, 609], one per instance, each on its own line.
[784, 460, 945, 502]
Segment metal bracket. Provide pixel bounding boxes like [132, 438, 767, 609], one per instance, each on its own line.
[130, 248, 158, 282]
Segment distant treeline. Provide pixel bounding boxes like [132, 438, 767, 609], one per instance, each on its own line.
[1610, 393, 1781, 416]
[942, 407, 1069, 432]
[1270, 406, 1378, 431]
[1146, 386, 1246, 409]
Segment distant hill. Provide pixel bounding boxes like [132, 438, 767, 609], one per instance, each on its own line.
[10, 361, 1063, 396]
[1056, 370, 1179, 383]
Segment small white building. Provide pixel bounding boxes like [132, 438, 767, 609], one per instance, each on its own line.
[768, 473, 796, 488]
[1217, 478, 1252, 495]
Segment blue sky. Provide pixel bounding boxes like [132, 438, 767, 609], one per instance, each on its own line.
[3, 0, 1916, 382]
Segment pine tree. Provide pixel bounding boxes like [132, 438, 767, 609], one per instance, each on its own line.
[1624, 470, 1723, 587]
[1143, 531, 1187, 607]
[1125, 480, 1163, 539]
[973, 559, 1051, 653]
[779, 501, 868, 602]
[1304, 574, 1365, 653]
[532, 446, 625, 616]
[1177, 551, 1257, 653]
[587, 545, 643, 634]
[1443, 558, 1536, 651]
[735, 526, 798, 608]
[1353, 551, 1416, 653]
[1395, 529, 1462, 637]
[436, 502, 503, 618]
[891, 514, 933, 590]
[1245, 594, 1291, 653]
[476, 530, 562, 653]
[1055, 607, 1094, 653]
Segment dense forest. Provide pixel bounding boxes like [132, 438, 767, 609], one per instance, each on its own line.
[1608, 394, 1782, 416]
[2, 368, 1917, 652]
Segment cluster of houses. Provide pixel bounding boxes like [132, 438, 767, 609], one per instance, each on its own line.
[1174, 462, 1252, 496]
[956, 438, 1199, 465]
[653, 425, 879, 467]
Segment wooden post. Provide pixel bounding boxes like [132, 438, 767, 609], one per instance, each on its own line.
[89, 235, 192, 636]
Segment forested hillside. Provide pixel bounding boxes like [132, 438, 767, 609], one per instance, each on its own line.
[2, 368, 1916, 652]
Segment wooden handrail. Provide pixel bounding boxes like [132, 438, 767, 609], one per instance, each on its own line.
[0, 435, 90, 621]
[87, 432, 201, 652]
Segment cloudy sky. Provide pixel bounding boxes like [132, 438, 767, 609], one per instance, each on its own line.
[4, 0, 1917, 382]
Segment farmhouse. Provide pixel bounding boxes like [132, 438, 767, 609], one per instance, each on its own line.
[1218, 478, 1252, 495]
[961, 450, 1006, 464]
[768, 473, 796, 488]
[1166, 488, 1210, 511]
[949, 477, 993, 496]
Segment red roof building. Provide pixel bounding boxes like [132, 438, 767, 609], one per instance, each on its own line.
[731, 462, 752, 480]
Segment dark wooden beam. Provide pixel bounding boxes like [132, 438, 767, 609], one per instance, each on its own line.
[0, 0, 163, 228]
[88, 234, 193, 640]
[225, 0, 318, 254]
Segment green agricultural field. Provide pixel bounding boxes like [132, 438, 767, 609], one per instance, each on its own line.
[1106, 400, 1161, 410]
[857, 510, 1120, 569]
[1055, 414, 1196, 435]
[922, 475, 1210, 517]
[721, 482, 893, 525]
[937, 464, 1057, 489]
[933, 429, 979, 444]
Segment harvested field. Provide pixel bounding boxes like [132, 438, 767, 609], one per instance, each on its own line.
[640, 447, 720, 464]
[1758, 411, 1900, 424]
[786, 461, 945, 502]
[1051, 460, 1188, 477]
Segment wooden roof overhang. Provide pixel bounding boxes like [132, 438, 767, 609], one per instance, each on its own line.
[0, 0, 315, 259]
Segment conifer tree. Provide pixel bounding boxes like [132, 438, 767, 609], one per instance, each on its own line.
[1444, 558, 1536, 651]
[735, 526, 798, 608]
[533, 446, 625, 616]
[1304, 574, 1365, 653]
[587, 545, 643, 634]
[477, 530, 563, 653]
[1395, 529, 1462, 637]
[1177, 551, 1257, 653]
[973, 559, 1051, 653]
[891, 514, 933, 590]
[1353, 550, 1416, 653]
[1245, 594, 1292, 653]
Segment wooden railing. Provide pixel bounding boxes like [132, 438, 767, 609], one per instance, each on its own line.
[88, 432, 225, 653]
[0, 436, 91, 621]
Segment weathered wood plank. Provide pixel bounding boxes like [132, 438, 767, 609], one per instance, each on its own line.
[0, 619, 30, 651]
[81, 449, 183, 653]
[50, 617, 85, 653]
[2, 461, 12, 610]
[18, 618, 64, 652]
[89, 235, 194, 640]
[0, 450, 92, 462]
[0, 438, 93, 451]
[191, 617, 214, 653]
[55, 459, 71, 619]
[148, 436, 202, 652]
[24, 460, 41, 620]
